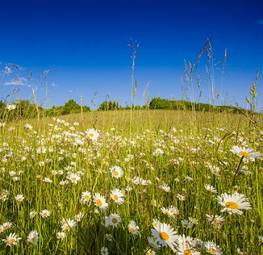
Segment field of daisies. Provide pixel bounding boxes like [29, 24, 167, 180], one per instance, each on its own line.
[0, 110, 262, 255]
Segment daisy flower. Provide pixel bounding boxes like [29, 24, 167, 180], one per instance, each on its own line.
[86, 128, 99, 142]
[218, 192, 251, 215]
[205, 241, 222, 255]
[176, 235, 200, 255]
[110, 166, 123, 179]
[110, 188, 125, 205]
[161, 206, 179, 218]
[80, 191, 92, 205]
[151, 222, 177, 252]
[27, 230, 39, 244]
[128, 220, 139, 236]
[40, 209, 51, 218]
[231, 146, 260, 159]
[93, 193, 108, 210]
[105, 213, 122, 228]
[2, 233, 21, 247]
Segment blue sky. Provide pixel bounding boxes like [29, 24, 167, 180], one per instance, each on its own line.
[0, 0, 262, 109]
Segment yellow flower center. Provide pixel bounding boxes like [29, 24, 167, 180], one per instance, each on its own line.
[239, 151, 250, 157]
[208, 247, 217, 254]
[159, 231, 169, 241]
[184, 250, 192, 255]
[113, 170, 119, 177]
[225, 201, 240, 209]
[95, 199, 103, 207]
[113, 194, 119, 201]
[112, 218, 118, 224]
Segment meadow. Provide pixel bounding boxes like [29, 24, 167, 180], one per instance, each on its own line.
[0, 109, 262, 254]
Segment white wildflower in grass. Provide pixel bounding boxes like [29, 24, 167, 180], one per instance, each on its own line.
[110, 166, 123, 179]
[27, 230, 39, 244]
[105, 213, 122, 228]
[93, 193, 108, 210]
[218, 192, 251, 215]
[153, 148, 164, 157]
[161, 206, 179, 218]
[159, 184, 171, 192]
[101, 246, 109, 255]
[205, 241, 222, 255]
[29, 210, 37, 219]
[24, 123, 33, 130]
[61, 218, 77, 232]
[176, 235, 200, 255]
[86, 128, 99, 142]
[110, 188, 125, 205]
[15, 194, 25, 203]
[80, 191, 91, 205]
[206, 214, 224, 229]
[2, 233, 21, 247]
[40, 209, 51, 218]
[6, 104, 16, 111]
[128, 220, 139, 236]
[0, 222, 12, 233]
[75, 212, 84, 222]
[151, 222, 177, 252]
[56, 231, 66, 240]
[145, 248, 156, 255]
[231, 146, 260, 159]
[204, 184, 217, 194]
[67, 172, 81, 184]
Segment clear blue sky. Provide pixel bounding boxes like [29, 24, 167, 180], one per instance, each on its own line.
[0, 0, 262, 109]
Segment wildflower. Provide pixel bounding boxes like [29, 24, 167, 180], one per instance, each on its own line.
[176, 235, 200, 255]
[56, 231, 66, 240]
[0, 222, 12, 233]
[27, 230, 39, 244]
[161, 206, 179, 218]
[151, 222, 177, 252]
[205, 241, 222, 255]
[6, 104, 16, 111]
[159, 184, 171, 192]
[67, 172, 81, 184]
[93, 193, 108, 210]
[80, 191, 91, 205]
[105, 213, 122, 228]
[15, 194, 25, 202]
[128, 220, 139, 236]
[29, 210, 38, 219]
[101, 246, 109, 255]
[153, 148, 164, 157]
[61, 218, 77, 231]
[110, 188, 125, 205]
[40, 209, 51, 218]
[204, 184, 217, 194]
[86, 128, 99, 142]
[218, 192, 251, 215]
[2, 233, 21, 247]
[231, 146, 260, 159]
[110, 166, 123, 179]
[206, 214, 224, 229]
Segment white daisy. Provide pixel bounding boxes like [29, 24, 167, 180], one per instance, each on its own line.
[110, 188, 125, 205]
[27, 230, 39, 244]
[2, 233, 21, 247]
[128, 220, 139, 236]
[80, 191, 92, 205]
[110, 166, 123, 179]
[161, 206, 179, 218]
[105, 213, 122, 228]
[205, 241, 222, 255]
[93, 193, 108, 210]
[86, 128, 100, 142]
[218, 192, 251, 215]
[231, 146, 260, 159]
[151, 222, 177, 252]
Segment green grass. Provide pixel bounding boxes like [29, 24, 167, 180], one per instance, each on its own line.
[0, 110, 262, 254]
